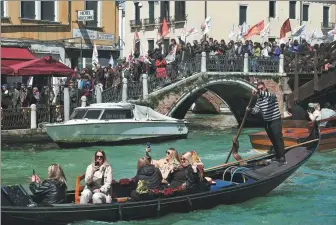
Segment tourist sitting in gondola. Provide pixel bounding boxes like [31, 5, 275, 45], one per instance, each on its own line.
[131, 157, 167, 201]
[29, 164, 67, 204]
[80, 150, 112, 204]
[175, 152, 210, 193]
[147, 147, 181, 181]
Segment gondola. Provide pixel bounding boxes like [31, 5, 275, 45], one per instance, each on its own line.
[249, 117, 336, 153]
[1, 122, 320, 225]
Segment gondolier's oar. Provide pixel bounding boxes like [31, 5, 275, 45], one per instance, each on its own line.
[224, 95, 254, 164]
[206, 138, 319, 172]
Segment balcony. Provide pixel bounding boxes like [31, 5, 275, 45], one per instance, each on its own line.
[130, 19, 142, 28]
[158, 16, 172, 24]
[143, 18, 156, 26]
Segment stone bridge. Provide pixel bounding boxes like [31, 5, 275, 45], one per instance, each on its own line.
[102, 51, 328, 126]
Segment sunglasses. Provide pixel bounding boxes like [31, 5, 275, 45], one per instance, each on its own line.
[96, 155, 103, 159]
[166, 151, 171, 155]
[181, 158, 188, 161]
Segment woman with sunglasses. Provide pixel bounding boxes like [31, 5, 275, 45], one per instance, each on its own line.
[146, 147, 181, 181]
[80, 150, 112, 204]
[30, 164, 67, 204]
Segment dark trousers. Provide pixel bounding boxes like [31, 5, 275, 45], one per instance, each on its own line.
[264, 118, 285, 159]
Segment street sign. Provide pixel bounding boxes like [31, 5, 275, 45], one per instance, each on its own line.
[72, 28, 98, 40]
[77, 10, 94, 21]
[97, 32, 115, 42]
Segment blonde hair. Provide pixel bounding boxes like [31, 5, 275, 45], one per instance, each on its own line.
[167, 148, 181, 164]
[48, 164, 67, 187]
[181, 152, 193, 165]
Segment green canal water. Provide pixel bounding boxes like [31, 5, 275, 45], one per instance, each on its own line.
[1, 114, 336, 225]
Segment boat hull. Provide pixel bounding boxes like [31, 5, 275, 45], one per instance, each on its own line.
[249, 127, 336, 153]
[45, 121, 188, 148]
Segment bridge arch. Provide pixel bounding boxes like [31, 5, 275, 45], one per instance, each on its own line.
[166, 77, 260, 125]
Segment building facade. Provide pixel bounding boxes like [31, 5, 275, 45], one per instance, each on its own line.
[1, 1, 121, 69]
[124, 1, 336, 56]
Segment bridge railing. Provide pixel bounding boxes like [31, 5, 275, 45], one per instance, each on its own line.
[100, 52, 285, 103]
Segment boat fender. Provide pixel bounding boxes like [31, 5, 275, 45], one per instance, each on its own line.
[186, 196, 192, 211]
[118, 204, 123, 221]
[157, 198, 161, 217]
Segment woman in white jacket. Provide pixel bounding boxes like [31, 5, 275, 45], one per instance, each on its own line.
[80, 150, 112, 204]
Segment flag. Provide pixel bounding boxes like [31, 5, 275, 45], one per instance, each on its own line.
[134, 31, 140, 44]
[280, 18, 291, 39]
[92, 42, 99, 67]
[181, 21, 187, 41]
[243, 20, 264, 39]
[185, 27, 198, 37]
[228, 24, 235, 41]
[291, 24, 306, 37]
[238, 22, 249, 40]
[159, 17, 169, 37]
[109, 55, 114, 68]
[201, 17, 211, 35]
[157, 17, 169, 44]
[260, 23, 270, 42]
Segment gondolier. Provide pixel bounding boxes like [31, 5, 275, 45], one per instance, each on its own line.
[247, 81, 286, 165]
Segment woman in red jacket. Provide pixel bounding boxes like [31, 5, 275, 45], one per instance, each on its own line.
[155, 54, 167, 78]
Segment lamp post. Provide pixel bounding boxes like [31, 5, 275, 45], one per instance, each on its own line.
[54, 37, 83, 70]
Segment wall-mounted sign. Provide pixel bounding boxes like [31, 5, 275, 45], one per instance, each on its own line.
[72, 28, 98, 40]
[72, 28, 115, 42]
[97, 32, 115, 42]
[77, 10, 94, 21]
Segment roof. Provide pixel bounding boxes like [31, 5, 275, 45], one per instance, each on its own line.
[77, 102, 135, 109]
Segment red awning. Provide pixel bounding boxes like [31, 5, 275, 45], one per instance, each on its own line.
[1, 47, 36, 66]
[1, 63, 14, 75]
[9, 56, 75, 77]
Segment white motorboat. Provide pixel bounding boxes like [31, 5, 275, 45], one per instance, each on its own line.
[44, 103, 188, 148]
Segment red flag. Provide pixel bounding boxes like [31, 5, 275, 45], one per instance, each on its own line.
[134, 31, 140, 44]
[243, 20, 264, 39]
[159, 17, 169, 38]
[280, 18, 291, 39]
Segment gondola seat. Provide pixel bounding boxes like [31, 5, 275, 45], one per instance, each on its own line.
[210, 180, 236, 191]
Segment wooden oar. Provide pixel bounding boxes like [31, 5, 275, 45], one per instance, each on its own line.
[224, 95, 254, 164]
[205, 138, 319, 172]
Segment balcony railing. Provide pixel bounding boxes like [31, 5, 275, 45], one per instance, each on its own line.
[321, 22, 335, 29]
[158, 16, 171, 23]
[143, 18, 156, 26]
[130, 19, 142, 28]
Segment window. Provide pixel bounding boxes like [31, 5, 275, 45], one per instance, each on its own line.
[323, 6, 329, 27]
[85, 1, 98, 27]
[84, 110, 102, 119]
[1, 1, 4, 17]
[175, 1, 186, 21]
[70, 109, 87, 120]
[160, 1, 170, 22]
[303, 4, 309, 21]
[100, 110, 133, 120]
[269, 1, 276, 18]
[289, 1, 296, 19]
[41, 1, 55, 21]
[148, 40, 154, 51]
[163, 38, 170, 54]
[148, 1, 154, 22]
[239, 5, 247, 25]
[21, 1, 35, 19]
[134, 2, 141, 24]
